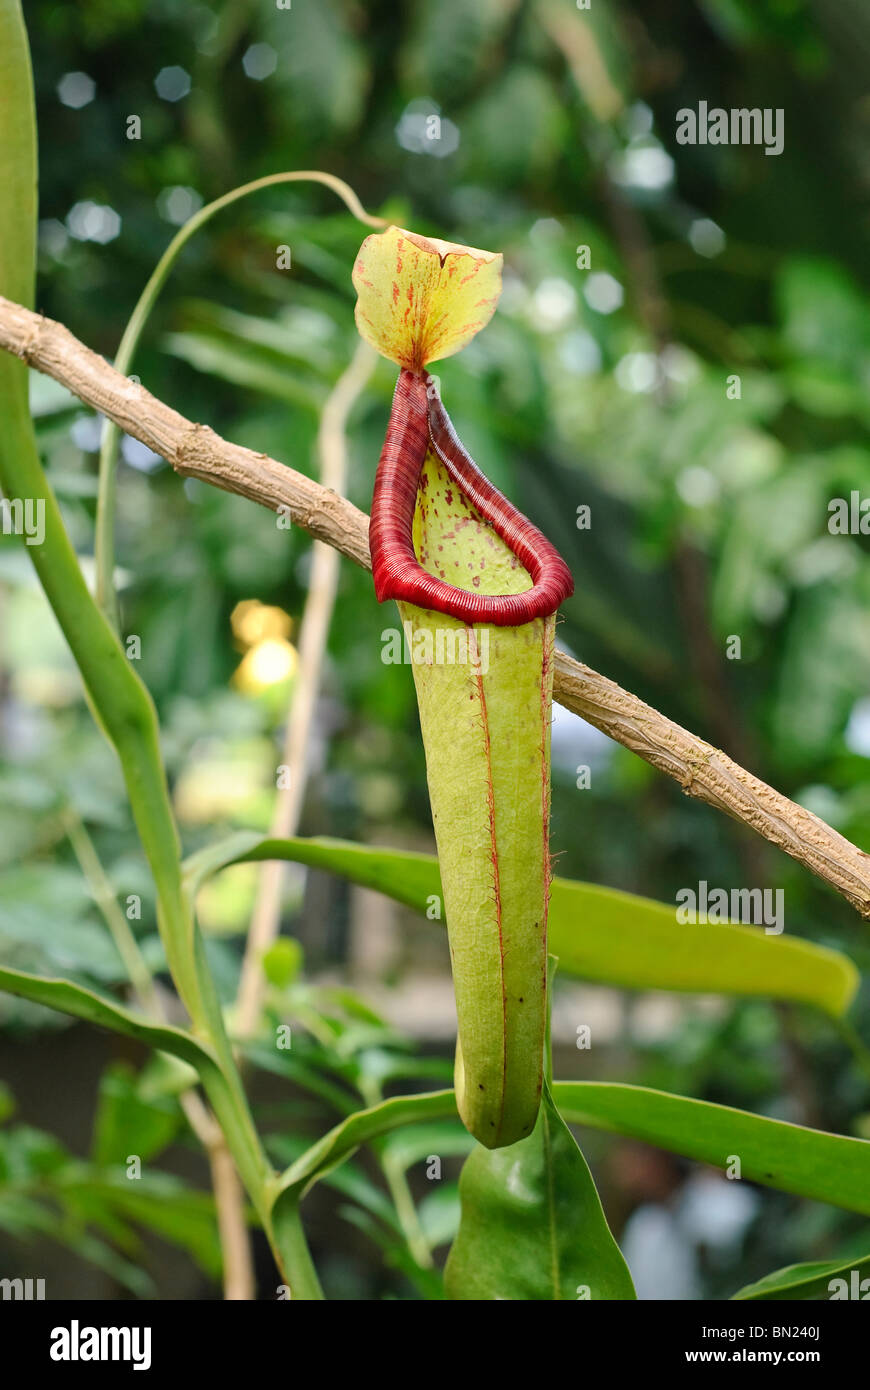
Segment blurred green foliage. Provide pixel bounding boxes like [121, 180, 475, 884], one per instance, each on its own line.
[2, 0, 870, 1298]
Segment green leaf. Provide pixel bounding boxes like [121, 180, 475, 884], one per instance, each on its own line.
[444, 1084, 636, 1300]
[339, 1202, 446, 1300]
[548, 878, 856, 1016]
[92, 1062, 180, 1167]
[276, 1089, 457, 1201]
[772, 580, 868, 767]
[163, 330, 326, 408]
[0, 1121, 69, 1182]
[0, 1082, 14, 1123]
[0, 1193, 58, 1238]
[553, 1082, 870, 1215]
[0, 0, 36, 316]
[0, 964, 217, 1075]
[264, 0, 368, 134]
[64, 1172, 223, 1280]
[777, 257, 870, 372]
[267, 1133, 397, 1228]
[0, 1181, 154, 1297]
[418, 1184, 462, 1250]
[0, 0, 206, 1033]
[262, 938, 304, 988]
[462, 66, 566, 182]
[316, 985, 387, 1028]
[239, 1037, 361, 1115]
[379, 1121, 475, 1173]
[276, 1076, 870, 1242]
[404, 0, 514, 102]
[734, 1252, 870, 1301]
[188, 834, 858, 1018]
[137, 1051, 201, 1101]
[0, 865, 132, 983]
[0, 968, 276, 1251]
[60, 1229, 155, 1299]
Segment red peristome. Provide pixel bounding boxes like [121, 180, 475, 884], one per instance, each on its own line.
[369, 369, 574, 626]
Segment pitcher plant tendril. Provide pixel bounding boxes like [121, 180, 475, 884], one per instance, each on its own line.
[354, 226, 574, 1147]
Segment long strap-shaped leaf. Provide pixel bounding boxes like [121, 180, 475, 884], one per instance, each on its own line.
[5, 952, 860, 1224]
[267, 1078, 870, 1218]
[184, 833, 859, 1018]
[0, 963, 289, 1254]
[5, 956, 864, 1297]
[0, 966, 217, 1074]
[553, 1081, 870, 1215]
[734, 1251, 870, 1301]
[0, 0, 202, 1026]
[0, 2, 328, 1297]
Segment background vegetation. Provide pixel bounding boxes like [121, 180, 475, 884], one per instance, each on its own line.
[2, 0, 870, 1298]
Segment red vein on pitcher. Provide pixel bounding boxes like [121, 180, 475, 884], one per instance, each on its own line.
[470, 628, 509, 1141]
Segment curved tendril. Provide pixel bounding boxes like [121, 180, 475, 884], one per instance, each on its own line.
[96, 171, 387, 631]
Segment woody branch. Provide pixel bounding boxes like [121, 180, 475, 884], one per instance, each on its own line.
[1, 292, 868, 918]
